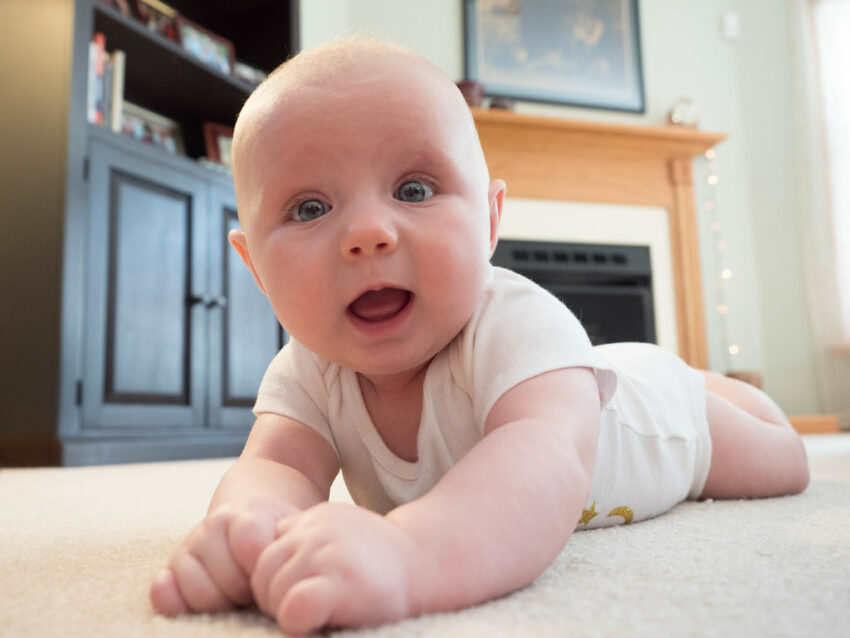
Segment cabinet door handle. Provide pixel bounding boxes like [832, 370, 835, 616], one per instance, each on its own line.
[186, 295, 227, 308]
[187, 294, 211, 307]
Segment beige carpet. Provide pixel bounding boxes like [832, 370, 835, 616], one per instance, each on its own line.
[1, 434, 849, 637]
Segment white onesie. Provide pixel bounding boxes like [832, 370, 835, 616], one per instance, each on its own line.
[253, 266, 712, 529]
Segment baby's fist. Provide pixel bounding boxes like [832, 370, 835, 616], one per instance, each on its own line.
[150, 500, 298, 617]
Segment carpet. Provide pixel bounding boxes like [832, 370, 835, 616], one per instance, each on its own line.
[1, 434, 848, 637]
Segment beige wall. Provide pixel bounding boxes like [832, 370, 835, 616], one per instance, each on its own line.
[0, 0, 73, 458]
[299, 0, 820, 414]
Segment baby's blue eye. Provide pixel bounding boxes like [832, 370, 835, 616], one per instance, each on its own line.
[292, 199, 330, 222]
[395, 181, 434, 203]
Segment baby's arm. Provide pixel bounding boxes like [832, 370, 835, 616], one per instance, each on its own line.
[149, 414, 339, 616]
[250, 367, 600, 633]
[391, 366, 600, 612]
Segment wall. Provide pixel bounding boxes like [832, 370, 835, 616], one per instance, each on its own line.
[0, 0, 73, 462]
[299, 0, 820, 414]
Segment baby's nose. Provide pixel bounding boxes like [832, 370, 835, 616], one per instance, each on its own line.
[340, 210, 398, 258]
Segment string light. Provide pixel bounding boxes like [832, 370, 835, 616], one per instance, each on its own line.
[702, 147, 737, 370]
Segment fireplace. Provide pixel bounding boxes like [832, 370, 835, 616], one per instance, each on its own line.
[472, 108, 725, 367]
[492, 239, 656, 346]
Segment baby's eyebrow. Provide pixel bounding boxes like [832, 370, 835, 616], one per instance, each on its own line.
[397, 146, 458, 174]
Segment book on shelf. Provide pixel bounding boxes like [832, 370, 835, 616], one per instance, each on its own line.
[109, 50, 126, 133]
[87, 32, 126, 131]
[87, 33, 106, 125]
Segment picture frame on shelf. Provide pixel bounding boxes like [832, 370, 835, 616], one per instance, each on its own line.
[133, 0, 179, 42]
[99, 0, 132, 18]
[121, 102, 185, 155]
[463, 0, 645, 113]
[203, 122, 234, 166]
[177, 16, 235, 75]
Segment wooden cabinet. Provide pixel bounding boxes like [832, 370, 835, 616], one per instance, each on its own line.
[0, 0, 296, 465]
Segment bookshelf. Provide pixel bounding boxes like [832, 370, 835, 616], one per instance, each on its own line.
[0, 0, 297, 466]
[89, 0, 297, 159]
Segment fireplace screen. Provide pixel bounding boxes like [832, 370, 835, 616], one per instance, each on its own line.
[491, 240, 656, 346]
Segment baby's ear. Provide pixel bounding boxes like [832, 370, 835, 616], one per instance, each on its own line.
[228, 229, 268, 295]
[487, 179, 506, 254]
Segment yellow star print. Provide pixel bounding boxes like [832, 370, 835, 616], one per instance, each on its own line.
[578, 502, 598, 525]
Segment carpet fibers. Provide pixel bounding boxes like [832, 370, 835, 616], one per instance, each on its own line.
[1, 435, 848, 637]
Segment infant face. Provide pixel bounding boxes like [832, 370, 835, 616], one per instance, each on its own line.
[231, 53, 503, 384]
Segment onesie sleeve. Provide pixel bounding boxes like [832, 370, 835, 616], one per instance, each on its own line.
[451, 266, 618, 434]
[252, 338, 337, 455]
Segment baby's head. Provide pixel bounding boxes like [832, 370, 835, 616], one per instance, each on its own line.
[229, 38, 506, 381]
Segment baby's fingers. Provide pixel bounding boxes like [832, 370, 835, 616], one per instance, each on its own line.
[251, 537, 298, 615]
[277, 575, 338, 636]
[150, 568, 189, 617]
[193, 525, 253, 607]
[169, 553, 236, 614]
[228, 510, 281, 574]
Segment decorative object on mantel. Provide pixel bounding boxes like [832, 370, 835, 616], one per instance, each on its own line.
[489, 96, 516, 110]
[463, 0, 645, 112]
[667, 96, 700, 128]
[457, 79, 486, 107]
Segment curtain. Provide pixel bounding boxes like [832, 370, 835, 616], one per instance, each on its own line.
[795, 0, 850, 428]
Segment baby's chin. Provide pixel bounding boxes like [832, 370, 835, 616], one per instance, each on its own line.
[327, 339, 452, 386]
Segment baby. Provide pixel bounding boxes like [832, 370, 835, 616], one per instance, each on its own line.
[150, 39, 809, 635]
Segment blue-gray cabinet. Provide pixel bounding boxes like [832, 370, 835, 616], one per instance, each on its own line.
[1, 0, 297, 466]
[62, 133, 285, 465]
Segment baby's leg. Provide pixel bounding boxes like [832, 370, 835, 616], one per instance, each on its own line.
[699, 371, 809, 500]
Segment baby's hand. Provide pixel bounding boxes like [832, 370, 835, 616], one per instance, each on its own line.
[251, 502, 421, 635]
[150, 500, 299, 616]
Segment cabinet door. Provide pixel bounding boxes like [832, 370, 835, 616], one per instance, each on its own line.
[83, 141, 208, 429]
[207, 185, 286, 429]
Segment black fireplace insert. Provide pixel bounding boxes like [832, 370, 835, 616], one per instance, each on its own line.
[491, 239, 656, 346]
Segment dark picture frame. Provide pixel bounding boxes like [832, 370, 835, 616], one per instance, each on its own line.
[133, 0, 178, 41]
[463, 0, 645, 113]
[177, 16, 235, 75]
[203, 122, 234, 166]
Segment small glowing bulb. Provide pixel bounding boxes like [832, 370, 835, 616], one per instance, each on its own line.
[728, 344, 740, 355]
[705, 149, 716, 160]
[711, 222, 722, 231]
[721, 268, 733, 279]
[717, 304, 729, 314]
[716, 241, 727, 251]
[706, 201, 715, 211]
[708, 175, 719, 186]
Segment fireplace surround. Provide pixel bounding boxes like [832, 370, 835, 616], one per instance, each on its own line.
[472, 108, 725, 368]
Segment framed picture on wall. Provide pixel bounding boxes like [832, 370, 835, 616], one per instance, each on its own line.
[463, 0, 645, 112]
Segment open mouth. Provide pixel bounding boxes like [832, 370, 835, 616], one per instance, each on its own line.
[348, 287, 412, 323]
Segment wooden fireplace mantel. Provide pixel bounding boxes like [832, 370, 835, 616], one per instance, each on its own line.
[472, 107, 726, 369]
